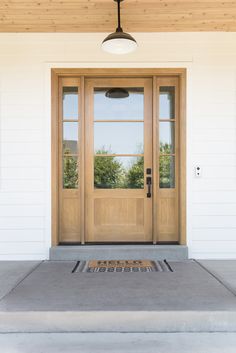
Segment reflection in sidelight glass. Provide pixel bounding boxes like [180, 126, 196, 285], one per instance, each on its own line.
[63, 156, 78, 189]
[94, 122, 143, 155]
[159, 122, 175, 154]
[63, 122, 78, 155]
[63, 87, 79, 120]
[94, 88, 144, 120]
[94, 156, 144, 189]
[159, 156, 175, 188]
[159, 87, 175, 119]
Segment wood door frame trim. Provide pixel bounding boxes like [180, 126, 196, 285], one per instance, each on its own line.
[51, 68, 186, 246]
[52, 68, 186, 77]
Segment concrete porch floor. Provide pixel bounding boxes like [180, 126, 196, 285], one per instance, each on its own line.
[0, 260, 236, 334]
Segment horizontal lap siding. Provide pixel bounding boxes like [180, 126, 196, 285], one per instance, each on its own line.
[0, 50, 47, 259]
[0, 33, 235, 258]
[191, 60, 236, 258]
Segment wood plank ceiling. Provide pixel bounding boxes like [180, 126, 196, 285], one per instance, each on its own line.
[0, 0, 236, 32]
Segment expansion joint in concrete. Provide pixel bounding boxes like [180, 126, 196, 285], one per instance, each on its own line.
[193, 259, 236, 297]
[0, 261, 44, 302]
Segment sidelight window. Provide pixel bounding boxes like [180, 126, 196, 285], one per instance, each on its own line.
[159, 86, 176, 188]
[62, 86, 79, 189]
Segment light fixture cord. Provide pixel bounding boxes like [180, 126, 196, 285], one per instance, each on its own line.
[116, 0, 122, 32]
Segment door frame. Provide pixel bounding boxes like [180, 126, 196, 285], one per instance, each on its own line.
[51, 68, 186, 246]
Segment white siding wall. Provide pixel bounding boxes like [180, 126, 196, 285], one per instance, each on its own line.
[0, 33, 236, 259]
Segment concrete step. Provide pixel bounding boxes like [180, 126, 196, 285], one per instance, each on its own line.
[1, 311, 236, 333]
[50, 245, 188, 261]
[1, 332, 236, 353]
[1, 260, 236, 333]
[2, 310, 236, 333]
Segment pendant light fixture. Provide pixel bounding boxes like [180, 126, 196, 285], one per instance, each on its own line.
[105, 87, 129, 98]
[102, 0, 138, 54]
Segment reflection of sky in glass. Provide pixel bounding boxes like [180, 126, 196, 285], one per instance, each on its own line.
[159, 122, 175, 153]
[62, 87, 175, 156]
[63, 122, 78, 154]
[94, 88, 144, 120]
[63, 122, 78, 141]
[94, 122, 143, 155]
[63, 89, 78, 119]
[116, 156, 143, 171]
[159, 87, 175, 119]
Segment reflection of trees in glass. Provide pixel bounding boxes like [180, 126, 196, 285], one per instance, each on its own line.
[63, 140, 175, 190]
[159, 142, 174, 188]
[94, 148, 144, 189]
[125, 157, 144, 188]
[160, 142, 171, 155]
[63, 140, 77, 155]
[63, 148, 78, 189]
[94, 149, 124, 188]
[125, 143, 144, 188]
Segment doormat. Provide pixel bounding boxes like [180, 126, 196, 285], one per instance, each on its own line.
[73, 260, 173, 273]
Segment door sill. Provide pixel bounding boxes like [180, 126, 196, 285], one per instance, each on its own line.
[59, 241, 180, 246]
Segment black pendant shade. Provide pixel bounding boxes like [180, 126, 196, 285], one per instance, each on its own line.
[105, 87, 129, 98]
[102, 0, 138, 54]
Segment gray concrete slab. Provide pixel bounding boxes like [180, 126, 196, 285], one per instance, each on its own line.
[1, 260, 235, 312]
[50, 245, 188, 261]
[0, 333, 236, 353]
[199, 260, 236, 293]
[0, 261, 41, 300]
[0, 260, 236, 332]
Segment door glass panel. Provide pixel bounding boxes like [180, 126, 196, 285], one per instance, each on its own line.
[94, 122, 143, 155]
[159, 122, 175, 154]
[63, 156, 79, 189]
[94, 156, 144, 189]
[159, 156, 175, 188]
[63, 87, 79, 120]
[63, 122, 78, 155]
[94, 88, 144, 120]
[159, 87, 175, 119]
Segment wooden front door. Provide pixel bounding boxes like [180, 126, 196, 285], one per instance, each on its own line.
[55, 70, 185, 245]
[85, 78, 153, 242]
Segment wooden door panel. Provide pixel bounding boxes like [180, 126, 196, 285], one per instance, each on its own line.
[94, 198, 144, 226]
[60, 191, 80, 242]
[85, 78, 153, 243]
[158, 190, 178, 242]
[92, 197, 148, 242]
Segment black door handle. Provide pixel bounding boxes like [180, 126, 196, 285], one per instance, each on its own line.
[146, 176, 152, 198]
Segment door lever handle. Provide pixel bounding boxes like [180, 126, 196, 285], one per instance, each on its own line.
[146, 176, 152, 198]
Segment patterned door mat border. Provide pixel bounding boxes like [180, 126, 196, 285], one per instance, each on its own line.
[72, 260, 173, 273]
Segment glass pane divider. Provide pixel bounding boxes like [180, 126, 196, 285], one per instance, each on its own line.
[95, 154, 144, 157]
[63, 119, 79, 122]
[94, 119, 144, 123]
[159, 119, 176, 122]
